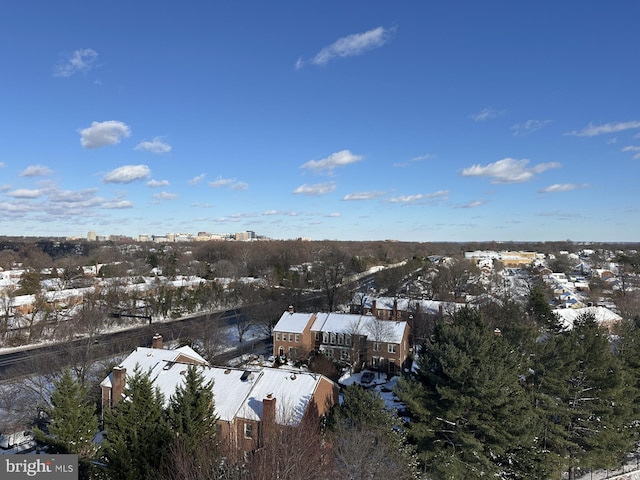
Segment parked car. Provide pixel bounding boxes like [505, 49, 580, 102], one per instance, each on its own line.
[360, 371, 375, 384]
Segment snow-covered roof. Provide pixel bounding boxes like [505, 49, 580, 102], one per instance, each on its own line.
[273, 311, 315, 334]
[361, 295, 465, 316]
[312, 312, 359, 334]
[100, 345, 206, 389]
[237, 368, 322, 425]
[552, 306, 622, 331]
[104, 355, 332, 426]
[312, 312, 407, 344]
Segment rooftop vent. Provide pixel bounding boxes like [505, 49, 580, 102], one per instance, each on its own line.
[240, 370, 254, 382]
[163, 361, 175, 371]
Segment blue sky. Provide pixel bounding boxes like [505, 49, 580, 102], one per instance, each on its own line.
[1, 1, 639, 242]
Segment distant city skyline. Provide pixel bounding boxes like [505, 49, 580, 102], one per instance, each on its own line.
[1, 2, 639, 242]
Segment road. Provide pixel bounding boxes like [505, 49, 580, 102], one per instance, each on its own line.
[0, 308, 269, 381]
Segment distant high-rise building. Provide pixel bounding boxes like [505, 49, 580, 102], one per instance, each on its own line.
[235, 230, 256, 241]
[87, 230, 97, 241]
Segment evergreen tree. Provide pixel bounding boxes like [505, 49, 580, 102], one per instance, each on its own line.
[166, 365, 218, 457]
[34, 369, 98, 459]
[526, 282, 561, 332]
[396, 306, 536, 479]
[16, 268, 41, 295]
[101, 366, 172, 480]
[329, 385, 419, 480]
[532, 314, 636, 479]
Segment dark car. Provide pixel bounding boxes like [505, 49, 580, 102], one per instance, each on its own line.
[360, 371, 375, 384]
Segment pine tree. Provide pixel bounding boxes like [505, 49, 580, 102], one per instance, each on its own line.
[166, 365, 218, 457]
[396, 306, 536, 479]
[34, 369, 98, 458]
[532, 314, 636, 479]
[101, 366, 172, 480]
[526, 282, 561, 332]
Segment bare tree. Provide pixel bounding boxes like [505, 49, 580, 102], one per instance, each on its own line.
[331, 425, 417, 480]
[193, 309, 228, 362]
[0, 285, 17, 344]
[56, 293, 108, 385]
[15, 292, 55, 344]
[241, 410, 330, 480]
[311, 247, 349, 312]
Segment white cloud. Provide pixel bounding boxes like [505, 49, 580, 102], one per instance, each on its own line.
[208, 176, 248, 190]
[327, 212, 341, 217]
[102, 200, 134, 209]
[301, 150, 364, 172]
[20, 164, 53, 177]
[188, 174, 206, 185]
[622, 145, 640, 159]
[565, 120, 640, 137]
[262, 210, 298, 216]
[0, 162, 5, 168]
[230, 181, 248, 191]
[135, 137, 172, 154]
[470, 107, 505, 122]
[0, 201, 36, 216]
[46, 186, 99, 204]
[342, 191, 386, 201]
[79, 120, 131, 148]
[305, 26, 394, 67]
[7, 189, 42, 199]
[388, 190, 449, 204]
[293, 182, 336, 196]
[152, 192, 178, 201]
[53, 48, 98, 77]
[393, 154, 433, 167]
[103, 165, 150, 183]
[456, 200, 485, 208]
[538, 183, 589, 193]
[460, 158, 560, 183]
[511, 119, 551, 136]
[147, 179, 169, 187]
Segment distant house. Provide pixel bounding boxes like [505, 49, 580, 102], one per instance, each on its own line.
[552, 306, 622, 331]
[100, 334, 338, 457]
[272, 309, 411, 375]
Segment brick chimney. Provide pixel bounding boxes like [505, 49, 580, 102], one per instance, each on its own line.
[111, 366, 126, 406]
[372, 299, 377, 317]
[152, 333, 163, 349]
[393, 298, 398, 321]
[262, 393, 276, 428]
